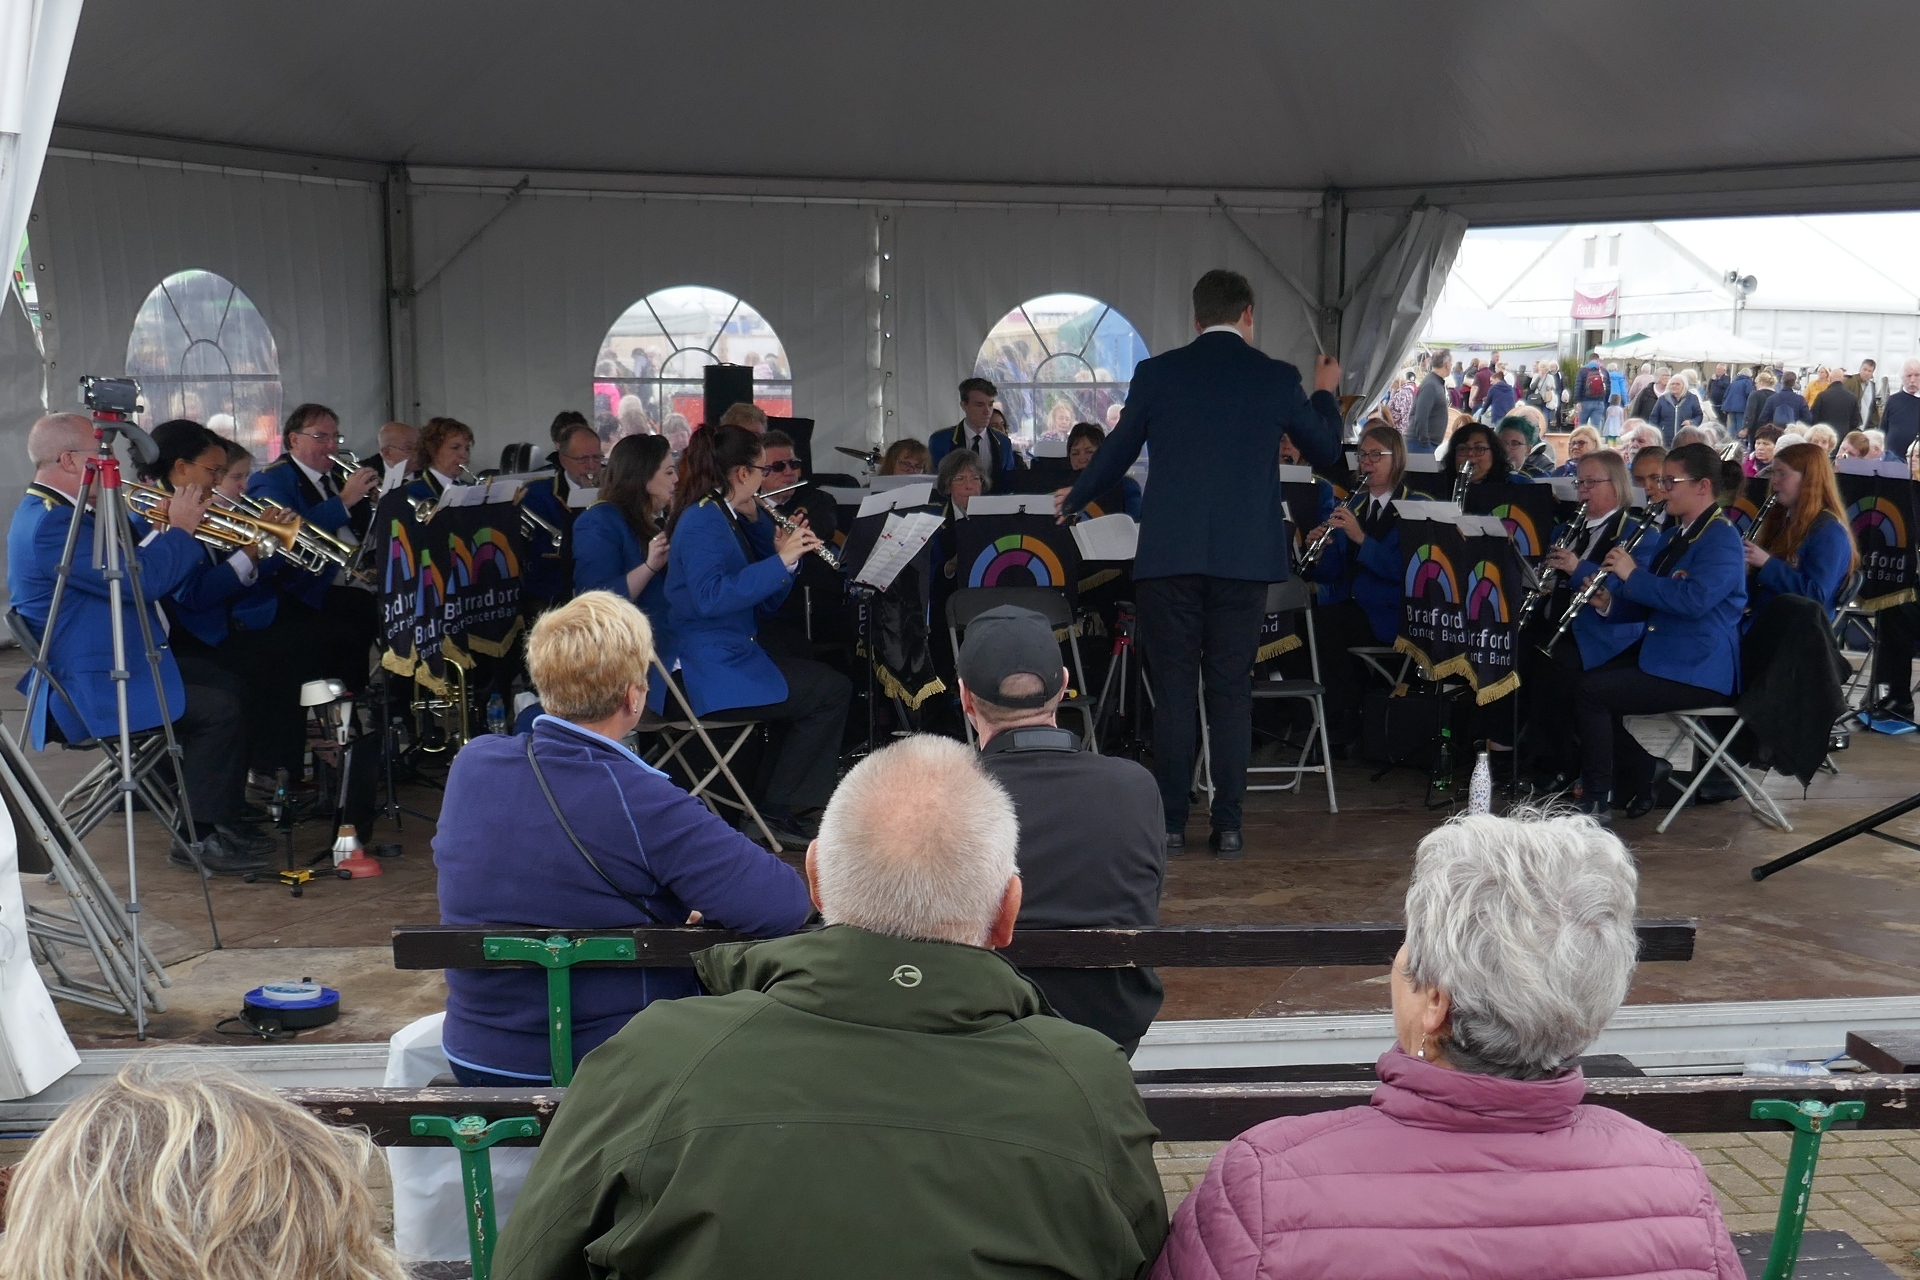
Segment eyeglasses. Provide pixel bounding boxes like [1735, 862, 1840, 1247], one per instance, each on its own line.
[1358, 449, 1394, 462]
[763, 459, 801, 473]
[560, 452, 605, 465]
[1454, 443, 1491, 456]
[294, 429, 341, 445]
[1573, 478, 1613, 490]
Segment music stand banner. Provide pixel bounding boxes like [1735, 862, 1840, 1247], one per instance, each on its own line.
[1725, 476, 1774, 540]
[842, 507, 945, 711]
[1394, 513, 1472, 685]
[952, 514, 1082, 605]
[1465, 482, 1560, 564]
[1838, 470, 1919, 611]
[439, 502, 529, 667]
[375, 490, 429, 683]
[1457, 516, 1524, 705]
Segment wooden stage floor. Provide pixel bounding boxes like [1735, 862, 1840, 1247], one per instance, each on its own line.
[7, 647, 1920, 1050]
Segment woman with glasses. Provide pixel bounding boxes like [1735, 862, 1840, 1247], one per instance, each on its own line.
[1550, 425, 1603, 478]
[1437, 421, 1529, 497]
[1743, 441, 1858, 624]
[573, 434, 677, 637]
[1496, 413, 1557, 478]
[1303, 424, 1408, 744]
[663, 424, 851, 848]
[1523, 449, 1645, 792]
[1570, 443, 1748, 821]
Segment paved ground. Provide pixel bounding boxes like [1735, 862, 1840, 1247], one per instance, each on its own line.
[1155, 1130, 1920, 1279]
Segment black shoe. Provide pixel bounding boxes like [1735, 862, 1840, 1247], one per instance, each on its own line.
[1165, 830, 1186, 855]
[1574, 796, 1612, 826]
[169, 833, 272, 877]
[1533, 768, 1577, 796]
[1210, 829, 1244, 859]
[214, 822, 279, 858]
[236, 800, 270, 823]
[1624, 760, 1673, 820]
[758, 811, 818, 851]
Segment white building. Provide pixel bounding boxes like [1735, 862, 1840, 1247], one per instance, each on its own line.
[1426, 214, 1920, 372]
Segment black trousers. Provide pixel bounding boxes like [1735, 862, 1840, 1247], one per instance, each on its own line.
[724, 653, 852, 810]
[1136, 575, 1267, 832]
[167, 647, 249, 827]
[1574, 649, 1720, 802]
[1870, 601, 1920, 713]
[283, 587, 379, 693]
[1301, 598, 1385, 746]
[178, 615, 321, 776]
[1520, 635, 1586, 775]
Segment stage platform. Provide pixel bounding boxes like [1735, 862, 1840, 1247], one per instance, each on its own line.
[5, 647, 1919, 1051]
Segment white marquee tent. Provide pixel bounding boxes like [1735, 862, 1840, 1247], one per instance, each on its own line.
[1595, 326, 1785, 366]
[8, 0, 1920, 525]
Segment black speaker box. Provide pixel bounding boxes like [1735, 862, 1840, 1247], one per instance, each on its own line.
[703, 364, 755, 429]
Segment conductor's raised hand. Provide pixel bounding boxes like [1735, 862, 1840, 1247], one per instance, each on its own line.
[166, 483, 212, 534]
[774, 522, 823, 568]
[1313, 353, 1342, 395]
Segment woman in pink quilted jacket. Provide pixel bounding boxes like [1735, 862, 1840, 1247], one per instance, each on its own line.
[1154, 812, 1742, 1280]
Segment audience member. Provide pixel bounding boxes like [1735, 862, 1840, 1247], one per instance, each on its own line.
[0, 1062, 409, 1280]
[432, 592, 810, 1084]
[1883, 360, 1920, 463]
[1742, 369, 1779, 441]
[1155, 811, 1741, 1280]
[1769, 370, 1812, 425]
[1620, 420, 1663, 461]
[1849, 359, 1880, 427]
[1746, 424, 1783, 476]
[1841, 430, 1878, 460]
[959, 605, 1165, 1053]
[1722, 364, 1755, 429]
[1409, 348, 1452, 452]
[1805, 423, 1841, 457]
[1551, 424, 1601, 476]
[1811, 374, 1863, 434]
[1650, 375, 1703, 444]
[495, 734, 1168, 1279]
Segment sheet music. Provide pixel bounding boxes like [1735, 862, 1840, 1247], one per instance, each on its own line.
[1547, 477, 1578, 501]
[567, 485, 599, 509]
[853, 510, 943, 590]
[381, 466, 410, 494]
[1277, 464, 1315, 484]
[1836, 457, 1912, 479]
[1072, 513, 1138, 561]
[1402, 453, 1444, 473]
[857, 481, 935, 518]
[870, 474, 932, 492]
[1393, 499, 1463, 520]
[965, 493, 1056, 517]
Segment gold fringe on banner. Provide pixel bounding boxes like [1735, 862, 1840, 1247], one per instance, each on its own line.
[873, 664, 946, 711]
[1393, 634, 1473, 683]
[1256, 634, 1301, 663]
[1472, 669, 1521, 706]
[1857, 587, 1917, 613]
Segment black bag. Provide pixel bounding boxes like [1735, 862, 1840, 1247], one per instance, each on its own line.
[1361, 688, 1454, 766]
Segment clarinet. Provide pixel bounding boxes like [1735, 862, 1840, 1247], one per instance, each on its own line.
[1743, 492, 1777, 544]
[1515, 500, 1588, 629]
[1450, 466, 1473, 506]
[755, 493, 842, 570]
[1297, 489, 1366, 572]
[1540, 501, 1666, 657]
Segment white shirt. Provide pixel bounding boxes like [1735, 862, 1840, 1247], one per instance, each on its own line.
[1200, 324, 1247, 340]
[431, 469, 457, 491]
[291, 453, 331, 496]
[961, 425, 996, 470]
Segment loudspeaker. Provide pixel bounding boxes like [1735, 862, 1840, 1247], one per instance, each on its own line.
[703, 364, 754, 429]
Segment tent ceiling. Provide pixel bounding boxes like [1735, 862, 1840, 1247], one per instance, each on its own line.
[54, 1, 1920, 213]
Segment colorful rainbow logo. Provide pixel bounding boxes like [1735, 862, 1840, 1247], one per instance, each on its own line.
[1464, 560, 1509, 624]
[448, 526, 522, 588]
[384, 520, 415, 591]
[1403, 543, 1459, 603]
[1487, 503, 1540, 558]
[415, 553, 444, 616]
[1849, 495, 1909, 550]
[968, 534, 1066, 588]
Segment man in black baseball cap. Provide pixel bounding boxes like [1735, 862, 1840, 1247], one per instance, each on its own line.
[957, 604, 1168, 1055]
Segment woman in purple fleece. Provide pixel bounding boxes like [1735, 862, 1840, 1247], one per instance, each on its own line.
[1155, 811, 1741, 1280]
[432, 591, 812, 1086]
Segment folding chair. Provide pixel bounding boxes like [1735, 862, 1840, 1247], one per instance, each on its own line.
[638, 655, 779, 850]
[946, 586, 1097, 749]
[1191, 580, 1338, 814]
[1349, 645, 1413, 689]
[1655, 706, 1793, 835]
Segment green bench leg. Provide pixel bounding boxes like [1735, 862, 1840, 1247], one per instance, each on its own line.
[410, 1113, 543, 1280]
[483, 934, 638, 1086]
[1751, 1098, 1866, 1280]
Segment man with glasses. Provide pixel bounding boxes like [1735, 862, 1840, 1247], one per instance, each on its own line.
[248, 402, 383, 696]
[372, 421, 419, 482]
[521, 421, 605, 610]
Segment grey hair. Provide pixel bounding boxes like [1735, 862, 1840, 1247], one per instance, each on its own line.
[936, 447, 991, 496]
[27, 413, 91, 467]
[1403, 809, 1639, 1080]
[813, 734, 1018, 946]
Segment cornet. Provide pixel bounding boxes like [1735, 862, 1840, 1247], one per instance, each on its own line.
[216, 490, 363, 579]
[125, 482, 302, 563]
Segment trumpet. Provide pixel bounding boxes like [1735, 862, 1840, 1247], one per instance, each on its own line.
[1743, 492, 1777, 544]
[755, 492, 840, 570]
[1540, 501, 1665, 656]
[1515, 500, 1588, 629]
[1297, 490, 1365, 572]
[125, 481, 301, 563]
[215, 490, 362, 578]
[329, 449, 369, 487]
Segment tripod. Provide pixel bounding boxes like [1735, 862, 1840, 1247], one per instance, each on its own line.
[1750, 790, 1920, 880]
[18, 409, 220, 1038]
[1091, 602, 1154, 757]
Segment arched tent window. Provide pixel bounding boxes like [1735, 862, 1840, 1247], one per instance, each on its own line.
[593, 286, 792, 442]
[125, 270, 282, 461]
[974, 294, 1148, 447]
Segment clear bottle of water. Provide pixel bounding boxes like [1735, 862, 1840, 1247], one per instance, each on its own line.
[486, 693, 507, 736]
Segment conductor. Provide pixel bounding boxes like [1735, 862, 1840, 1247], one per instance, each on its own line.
[1058, 269, 1342, 856]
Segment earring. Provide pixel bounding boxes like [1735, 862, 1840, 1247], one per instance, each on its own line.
[1414, 1043, 1426, 1060]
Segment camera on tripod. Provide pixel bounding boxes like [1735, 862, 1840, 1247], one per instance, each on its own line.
[80, 375, 143, 416]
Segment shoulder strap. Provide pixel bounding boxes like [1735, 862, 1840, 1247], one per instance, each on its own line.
[524, 732, 669, 925]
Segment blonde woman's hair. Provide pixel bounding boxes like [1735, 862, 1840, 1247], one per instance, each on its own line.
[1566, 425, 1604, 453]
[526, 591, 654, 723]
[0, 1061, 406, 1280]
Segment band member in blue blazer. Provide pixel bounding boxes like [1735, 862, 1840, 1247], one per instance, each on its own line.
[663, 424, 851, 847]
[143, 422, 316, 797]
[1304, 424, 1407, 744]
[403, 417, 475, 505]
[246, 402, 381, 691]
[1060, 270, 1342, 856]
[1524, 449, 1645, 790]
[1574, 443, 1748, 821]
[1743, 442, 1858, 624]
[520, 420, 605, 608]
[928, 377, 1026, 484]
[1437, 420, 1533, 496]
[572, 434, 676, 649]
[8, 413, 266, 873]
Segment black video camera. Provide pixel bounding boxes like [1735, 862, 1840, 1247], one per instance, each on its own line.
[79, 376, 143, 416]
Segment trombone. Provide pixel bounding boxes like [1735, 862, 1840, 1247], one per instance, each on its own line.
[124, 481, 302, 563]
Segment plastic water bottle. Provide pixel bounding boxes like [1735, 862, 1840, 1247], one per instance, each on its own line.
[486, 693, 507, 736]
[1468, 750, 1493, 814]
[1432, 728, 1455, 794]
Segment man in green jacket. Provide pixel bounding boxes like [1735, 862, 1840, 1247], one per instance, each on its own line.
[494, 734, 1168, 1280]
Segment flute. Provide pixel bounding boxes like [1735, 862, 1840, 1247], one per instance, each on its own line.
[1297, 489, 1366, 572]
[1540, 501, 1666, 657]
[756, 493, 842, 570]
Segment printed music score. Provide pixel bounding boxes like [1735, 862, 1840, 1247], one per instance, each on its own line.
[853, 511, 944, 590]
